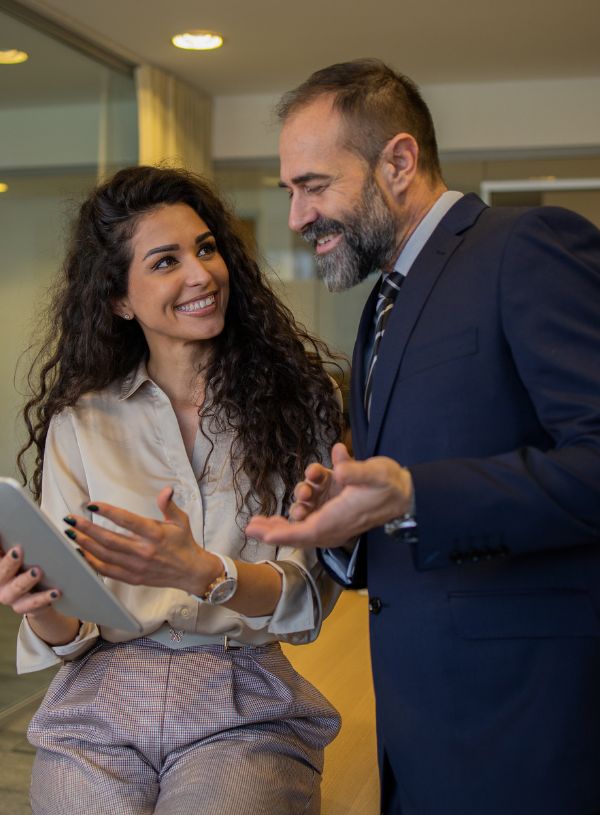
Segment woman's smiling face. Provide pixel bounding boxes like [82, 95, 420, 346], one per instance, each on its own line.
[117, 203, 230, 355]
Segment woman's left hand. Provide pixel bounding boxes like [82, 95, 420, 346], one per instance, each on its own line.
[64, 487, 222, 594]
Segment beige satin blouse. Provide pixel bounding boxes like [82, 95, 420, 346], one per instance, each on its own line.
[17, 362, 341, 673]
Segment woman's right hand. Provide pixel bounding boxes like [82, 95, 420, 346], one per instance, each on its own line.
[0, 541, 81, 645]
[0, 542, 60, 618]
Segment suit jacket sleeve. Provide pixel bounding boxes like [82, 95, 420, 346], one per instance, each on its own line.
[409, 207, 600, 570]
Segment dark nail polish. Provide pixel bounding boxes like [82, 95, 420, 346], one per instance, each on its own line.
[64, 529, 77, 541]
[30, 568, 38, 578]
[63, 516, 77, 527]
[50, 591, 58, 599]
[86, 504, 99, 513]
[10, 549, 19, 560]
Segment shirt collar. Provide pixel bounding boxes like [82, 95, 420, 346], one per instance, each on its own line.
[392, 190, 464, 278]
[119, 359, 152, 400]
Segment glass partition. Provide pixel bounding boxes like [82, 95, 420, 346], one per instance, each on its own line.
[0, 4, 137, 717]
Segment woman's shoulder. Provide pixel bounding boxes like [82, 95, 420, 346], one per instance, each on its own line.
[51, 366, 147, 428]
[66, 380, 123, 414]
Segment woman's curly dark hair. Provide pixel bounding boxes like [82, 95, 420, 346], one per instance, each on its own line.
[18, 166, 343, 513]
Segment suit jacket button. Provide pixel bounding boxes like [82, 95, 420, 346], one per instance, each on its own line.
[369, 597, 382, 614]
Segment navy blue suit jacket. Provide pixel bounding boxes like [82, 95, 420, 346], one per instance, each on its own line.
[347, 194, 600, 814]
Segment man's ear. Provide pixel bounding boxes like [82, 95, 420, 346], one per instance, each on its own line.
[378, 133, 419, 195]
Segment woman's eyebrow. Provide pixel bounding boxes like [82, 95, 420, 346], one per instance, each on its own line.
[143, 243, 179, 260]
[142, 232, 213, 261]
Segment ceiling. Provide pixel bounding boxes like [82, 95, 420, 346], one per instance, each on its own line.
[3, 0, 600, 104]
[0, 7, 135, 106]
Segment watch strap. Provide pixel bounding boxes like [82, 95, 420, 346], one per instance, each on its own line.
[384, 513, 418, 544]
[195, 554, 238, 603]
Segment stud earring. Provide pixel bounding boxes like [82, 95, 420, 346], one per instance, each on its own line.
[123, 313, 132, 320]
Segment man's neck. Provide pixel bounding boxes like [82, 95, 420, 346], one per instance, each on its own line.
[388, 179, 447, 270]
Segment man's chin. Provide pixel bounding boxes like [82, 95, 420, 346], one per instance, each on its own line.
[323, 275, 353, 293]
[317, 260, 369, 292]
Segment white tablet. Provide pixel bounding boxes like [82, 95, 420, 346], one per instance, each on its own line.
[0, 478, 142, 633]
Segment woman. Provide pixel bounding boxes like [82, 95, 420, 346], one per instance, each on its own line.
[0, 166, 343, 814]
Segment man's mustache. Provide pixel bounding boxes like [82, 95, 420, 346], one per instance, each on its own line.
[301, 217, 345, 244]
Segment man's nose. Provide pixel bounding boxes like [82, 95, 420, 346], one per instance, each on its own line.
[288, 195, 318, 234]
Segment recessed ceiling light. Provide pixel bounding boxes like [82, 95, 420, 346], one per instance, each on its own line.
[172, 30, 223, 51]
[0, 49, 29, 64]
[0, 183, 9, 193]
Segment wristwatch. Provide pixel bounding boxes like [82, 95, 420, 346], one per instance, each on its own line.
[384, 512, 418, 544]
[195, 554, 238, 605]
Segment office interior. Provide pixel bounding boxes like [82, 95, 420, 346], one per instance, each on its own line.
[0, 1, 599, 812]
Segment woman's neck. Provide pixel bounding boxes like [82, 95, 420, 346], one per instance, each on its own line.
[146, 341, 210, 408]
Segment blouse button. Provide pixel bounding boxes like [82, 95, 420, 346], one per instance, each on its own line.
[180, 607, 191, 618]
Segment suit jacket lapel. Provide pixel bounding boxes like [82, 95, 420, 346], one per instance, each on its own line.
[350, 276, 380, 458]
[366, 194, 487, 455]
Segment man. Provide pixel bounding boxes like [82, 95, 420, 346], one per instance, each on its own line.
[246, 59, 600, 815]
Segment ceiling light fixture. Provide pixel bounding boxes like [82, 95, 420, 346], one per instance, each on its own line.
[172, 30, 223, 51]
[0, 49, 29, 64]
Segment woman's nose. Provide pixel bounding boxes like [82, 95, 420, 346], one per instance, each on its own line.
[185, 257, 213, 287]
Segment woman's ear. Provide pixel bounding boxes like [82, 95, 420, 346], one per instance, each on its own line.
[378, 133, 419, 196]
[112, 300, 134, 321]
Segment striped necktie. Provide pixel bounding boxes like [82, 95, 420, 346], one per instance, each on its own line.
[364, 270, 405, 419]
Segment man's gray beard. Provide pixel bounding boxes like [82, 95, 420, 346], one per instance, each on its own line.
[307, 175, 398, 293]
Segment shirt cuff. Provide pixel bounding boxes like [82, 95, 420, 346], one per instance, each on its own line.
[318, 537, 366, 588]
[16, 616, 99, 675]
[238, 560, 316, 638]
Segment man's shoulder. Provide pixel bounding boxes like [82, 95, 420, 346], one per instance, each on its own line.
[471, 197, 596, 232]
[447, 198, 598, 255]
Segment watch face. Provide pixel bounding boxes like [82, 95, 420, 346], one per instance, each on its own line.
[208, 577, 237, 605]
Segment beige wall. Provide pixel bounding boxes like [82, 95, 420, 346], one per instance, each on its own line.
[212, 76, 600, 160]
[543, 190, 600, 226]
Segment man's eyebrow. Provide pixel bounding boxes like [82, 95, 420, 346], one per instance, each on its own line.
[278, 173, 332, 189]
[142, 231, 213, 260]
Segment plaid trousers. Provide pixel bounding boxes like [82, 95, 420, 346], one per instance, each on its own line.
[28, 638, 340, 814]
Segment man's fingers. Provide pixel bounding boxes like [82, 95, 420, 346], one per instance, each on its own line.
[288, 501, 311, 522]
[247, 509, 345, 549]
[290, 466, 333, 517]
[334, 456, 394, 487]
[246, 515, 315, 547]
[245, 515, 285, 539]
[331, 442, 352, 466]
[304, 462, 330, 484]
[293, 482, 314, 504]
